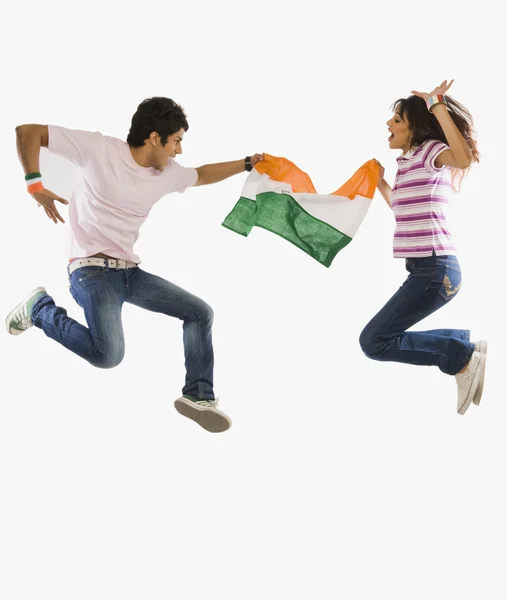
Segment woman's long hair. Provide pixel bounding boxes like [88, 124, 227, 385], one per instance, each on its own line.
[393, 95, 479, 190]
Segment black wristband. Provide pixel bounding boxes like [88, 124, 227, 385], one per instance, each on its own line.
[245, 156, 253, 172]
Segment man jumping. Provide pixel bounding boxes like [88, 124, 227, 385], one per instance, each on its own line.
[6, 96, 264, 433]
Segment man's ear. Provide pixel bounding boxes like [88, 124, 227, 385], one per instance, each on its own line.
[149, 131, 160, 147]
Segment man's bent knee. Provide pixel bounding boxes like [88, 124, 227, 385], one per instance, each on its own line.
[188, 302, 214, 324]
[89, 347, 125, 369]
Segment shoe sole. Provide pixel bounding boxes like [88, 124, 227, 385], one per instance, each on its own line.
[458, 352, 487, 415]
[174, 398, 232, 433]
[5, 287, 46, 335]
[473, 341, 487, 406]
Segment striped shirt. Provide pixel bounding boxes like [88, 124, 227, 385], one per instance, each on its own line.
[391, 139, 456, 258]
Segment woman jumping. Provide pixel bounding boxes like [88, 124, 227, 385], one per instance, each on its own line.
[360, 80, 485, 415]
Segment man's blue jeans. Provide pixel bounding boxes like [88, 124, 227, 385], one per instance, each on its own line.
[31, 265, 215, 399]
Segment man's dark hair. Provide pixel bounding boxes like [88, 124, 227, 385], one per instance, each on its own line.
[127, 97, 189, 147]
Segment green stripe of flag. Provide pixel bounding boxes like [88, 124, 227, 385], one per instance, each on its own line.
[222, 192, 352, 268]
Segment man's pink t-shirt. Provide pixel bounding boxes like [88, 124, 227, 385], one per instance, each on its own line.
[48, 125, 198, 263]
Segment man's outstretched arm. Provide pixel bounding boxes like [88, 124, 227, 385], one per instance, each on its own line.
[194, 153, 264, 186]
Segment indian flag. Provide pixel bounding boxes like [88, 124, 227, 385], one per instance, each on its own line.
[222, 155, 379, 267]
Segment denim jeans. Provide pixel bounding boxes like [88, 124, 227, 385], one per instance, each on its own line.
[359, 254, 474, 375]
[31, 265, 215, 399]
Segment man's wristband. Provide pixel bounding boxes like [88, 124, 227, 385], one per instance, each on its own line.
[245, 157, 253, 172]
[25, 172, 44, 194]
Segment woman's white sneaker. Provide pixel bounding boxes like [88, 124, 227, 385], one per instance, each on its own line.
[471, 340, 488, 406]
[456, 351, 487, 415]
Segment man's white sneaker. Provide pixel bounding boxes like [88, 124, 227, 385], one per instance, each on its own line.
[5, 287, 47, 335]
[456, 351, 487, 415]
[174, 396, 232, 433]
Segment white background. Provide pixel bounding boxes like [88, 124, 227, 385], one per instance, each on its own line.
[1, 1, 505, 599]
